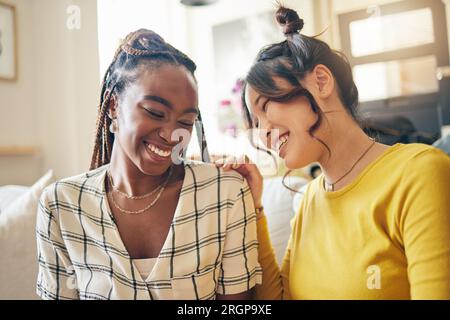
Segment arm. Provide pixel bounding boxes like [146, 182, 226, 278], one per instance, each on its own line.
[254, 213, 284, 299]
[255, 209, 296, 300]
[36, 184, 79, 300]
[400, 149, 450, 299]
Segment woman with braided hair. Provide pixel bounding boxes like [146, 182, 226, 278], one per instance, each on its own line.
[36, 29, 261, 300]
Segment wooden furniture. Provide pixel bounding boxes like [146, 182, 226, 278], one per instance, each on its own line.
[0, 146, 39, 157]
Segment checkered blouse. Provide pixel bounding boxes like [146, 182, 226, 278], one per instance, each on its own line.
[36, 161, 262, 300]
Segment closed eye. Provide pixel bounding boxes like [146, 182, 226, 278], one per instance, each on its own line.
[262, 99, 270, 112]
[178, 120, 194, 127]
[145, 108, 164, 119]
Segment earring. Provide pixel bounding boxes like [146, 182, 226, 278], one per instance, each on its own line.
[109, 119, 118, 133]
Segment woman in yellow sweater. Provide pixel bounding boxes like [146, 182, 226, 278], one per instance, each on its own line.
[217, 6, 450, 299]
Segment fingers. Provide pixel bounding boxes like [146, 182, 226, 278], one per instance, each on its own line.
[214, 155, 250, 171]
[243, 161, 263, 179]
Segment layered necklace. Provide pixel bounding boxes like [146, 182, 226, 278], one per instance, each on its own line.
[107, 166, 174, 215]
[324, 138, 376, 192]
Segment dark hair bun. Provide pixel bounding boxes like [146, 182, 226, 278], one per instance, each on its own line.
[129, 29, 165, 50]
[276, 6, 304, 36]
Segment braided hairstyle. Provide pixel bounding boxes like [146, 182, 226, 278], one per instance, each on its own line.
[90, 29, 197, 170]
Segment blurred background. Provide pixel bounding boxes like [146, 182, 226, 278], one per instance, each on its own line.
[1, 0, 450, 184]
[2, 0, 450, 300]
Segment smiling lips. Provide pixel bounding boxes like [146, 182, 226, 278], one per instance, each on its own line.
[145, 142, 172, 158]
[274, 132, 290, 155]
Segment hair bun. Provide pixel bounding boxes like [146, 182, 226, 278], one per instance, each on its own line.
[120, 29, 167, 56]
[276, 6, 304, 36]
[131, 29, 165, 50]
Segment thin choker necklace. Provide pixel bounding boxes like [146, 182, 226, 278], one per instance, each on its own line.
[107, 166, 174, 215]
[107, 169, 166, 200]
[324, 138, 376, 192]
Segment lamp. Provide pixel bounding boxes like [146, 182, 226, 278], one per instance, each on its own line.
[180, 0, 218, 6]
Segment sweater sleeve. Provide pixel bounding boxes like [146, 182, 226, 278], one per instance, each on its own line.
[254, 215, 282, 300]
[400, 148, 450, 299]
[255, 210, 300, 300]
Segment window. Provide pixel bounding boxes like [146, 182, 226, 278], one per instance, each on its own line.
[349, 8, 434, 58]
[339, 0, 449, 103]
[354, 55, 438, 102]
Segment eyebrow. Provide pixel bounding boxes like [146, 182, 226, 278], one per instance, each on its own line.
[143, 95, 199, 115]
[255, 94, 270, 110]
[255, 95, 264, 107]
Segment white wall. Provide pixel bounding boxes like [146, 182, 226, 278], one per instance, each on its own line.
[97, 0, 191, 76]
[0, 0, 100, 185]
[0, 0, 40, 185]
[34, 0, 100, 181]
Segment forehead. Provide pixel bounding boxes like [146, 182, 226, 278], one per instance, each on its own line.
[135, 64, 198, 105]
[245, 76, 300, 108]
[244, 85, 258, 107]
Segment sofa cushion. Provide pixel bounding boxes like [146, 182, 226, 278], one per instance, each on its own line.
[262, 176, 308, 263]
[0, 170, 54, 300]
[0, 186, 29, 215]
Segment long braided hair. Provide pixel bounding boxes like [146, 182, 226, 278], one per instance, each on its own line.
[90, 29, 197, 170]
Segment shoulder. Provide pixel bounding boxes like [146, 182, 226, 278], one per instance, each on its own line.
[42, 165, 108, 202]
[300, 175, 320, 201]
[397, 143, 450, 177]
[184, 160, 246, 194]
[394, 143, 448, 162]
[360, 143, 449, 186]
[390, 144, 450, 214]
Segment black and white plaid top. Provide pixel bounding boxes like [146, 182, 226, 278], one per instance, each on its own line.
[36, 161, 262, 300]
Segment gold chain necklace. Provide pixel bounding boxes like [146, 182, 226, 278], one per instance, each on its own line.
[107, 166, 173, 215]
[107, 169, 163, 200]
[324, 138, 376, 192]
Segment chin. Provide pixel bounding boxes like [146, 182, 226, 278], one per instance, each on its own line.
[139, 159, 172, 176]
[283, 153, 309, 170]
[284, 158, 300, 170]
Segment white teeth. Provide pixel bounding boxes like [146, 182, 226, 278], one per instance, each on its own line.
[277, 134, 289, 152]
[147, 143, 171, 157]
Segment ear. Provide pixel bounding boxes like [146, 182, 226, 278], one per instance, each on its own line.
[105, 90, 119, 120]
[312, 64, 334, 99]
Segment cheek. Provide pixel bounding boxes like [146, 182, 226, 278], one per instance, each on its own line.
[284, 135, 323, 170]
[279, 105, 324, 169]
[117, 114, 156, 153]
[270, 102, 317, 135]
[118, 115, 140, 141]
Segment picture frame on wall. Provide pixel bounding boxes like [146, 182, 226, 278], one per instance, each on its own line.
[0, 2, 17, 81]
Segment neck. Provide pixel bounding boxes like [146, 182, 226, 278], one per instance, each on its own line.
[108, 145, 170, 196]
[317, 115, 376, 189]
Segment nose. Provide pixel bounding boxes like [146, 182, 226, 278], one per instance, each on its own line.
[158, 124, 180, 145]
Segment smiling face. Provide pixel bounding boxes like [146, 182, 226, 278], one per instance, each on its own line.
[245, 71, 330, 170]
[109, 63, 198, 176]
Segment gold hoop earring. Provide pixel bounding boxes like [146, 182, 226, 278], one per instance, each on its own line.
[109, 119, 118, 133]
